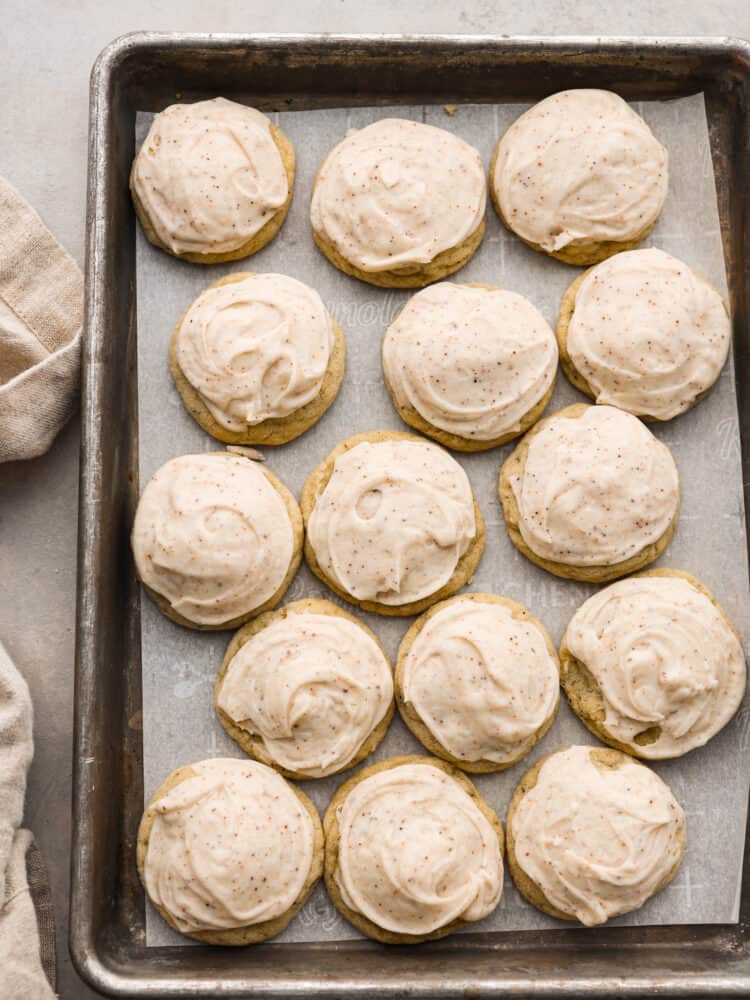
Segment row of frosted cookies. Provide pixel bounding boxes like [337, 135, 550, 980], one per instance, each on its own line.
[130, 88, 743, 947]
[132, 89, 669, 275]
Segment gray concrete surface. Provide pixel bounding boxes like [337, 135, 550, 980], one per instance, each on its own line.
[1, 2, 749, 997]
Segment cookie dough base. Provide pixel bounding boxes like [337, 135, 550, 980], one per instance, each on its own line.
[300, 430, 486, 617]
[136, 763, 324, 944]
[505, 746, 686, 924]
[323, 754, 504, 944]
[498, 403, 680, 584]
[311, 219, 485, 289]
[169, 272, 346, 445]
[556, 268, 720, 421]
[215, 598, 394, 779]
[489, 145, 656, 267]
[560, 568, 743, 759]
[395, 593, 559, 772]
[136, 454, 303, 631]
[131, 123, 295, 264]
[383, 282, 556, 452]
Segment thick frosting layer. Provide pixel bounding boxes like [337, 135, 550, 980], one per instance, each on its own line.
[510, 746, 685, 925]
[566, 248, 731, 420]
[132, 98, 289, 255]
[216, 611, 393, 777]
[401, 600, 559, 763]
[564, 576, 746, 758]
[132, 453, 294, 625]
[175, 273, 334, 431]
[493, 90, 668, 252]
[310, 118, 486, 273]
[334, 762, 503, 934]
[383, 283, 558, 441]
[510, 406, 679, 566]
[143, 758, 314, 933]
[307, 439, 476, 606]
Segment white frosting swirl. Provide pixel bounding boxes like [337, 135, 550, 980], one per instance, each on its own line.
[383, 283, 558, 441]
[175, 273, 334, 431]
[132, 98, 289, 256]
[510, 406, 679, 566]
[564, 575, 746, 758]
[132, 453, 294, 626]
[307, 438, 476, 606]
[566, 248, 731, 420]
[493, 90, 668, 253]
[334, 762, 503, 935]
[401, 599, 559, 764]
[310, 118, 486, 273]
[216, 610, 393, 777]
[143, 758, 314, 933]
[510, 746, 685, 926]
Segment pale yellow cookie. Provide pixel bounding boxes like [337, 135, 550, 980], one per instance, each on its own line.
[489, 90, 667, 266]
[310, 118, 486, 288]
[506, 746, 686, 924]
[137, 759, 323, 945]
[323, 754, 504, 943]
[498, 404, 680, 583]
[556, 249, 731, 423]
[300, 430, 485, 617]
[131, 99, 295, 264]
[382, 282, 557, 452]
[169, 272, 346, 445]
[559, 568, 746, 759]
[134, 452, 303, 631]
[395, 592, 559, 772]
[215, 598, 394, 779]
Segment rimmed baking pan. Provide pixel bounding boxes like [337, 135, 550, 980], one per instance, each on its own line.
[73, 32, 750, 997]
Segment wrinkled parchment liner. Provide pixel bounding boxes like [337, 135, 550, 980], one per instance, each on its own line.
[135, 95, 750, 945]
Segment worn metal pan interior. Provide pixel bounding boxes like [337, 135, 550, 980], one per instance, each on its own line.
[73, 32, 750, 998]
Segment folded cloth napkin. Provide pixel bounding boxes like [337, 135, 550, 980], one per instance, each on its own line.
[0, 643, 56, 998]
[0, 175, 83, 464]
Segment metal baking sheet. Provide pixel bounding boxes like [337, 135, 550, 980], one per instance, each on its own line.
[74, 33, 750, 998]
[136, 93, 748, 945]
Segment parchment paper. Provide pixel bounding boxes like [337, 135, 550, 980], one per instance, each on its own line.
[135, 95, 750, 945]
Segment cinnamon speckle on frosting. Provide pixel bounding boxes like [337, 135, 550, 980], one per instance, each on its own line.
[217, 609, 393, 777]
[493, 90, 668, 253]
[311, 118, 486, 273]
[132, 98, 288, 256]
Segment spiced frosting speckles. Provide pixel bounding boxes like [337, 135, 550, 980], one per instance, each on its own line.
[305, 436, 478, 608]
[506, 405, 679, 567]
[132, 98, 289, 256]
[507, 746, 685, 925]
[174, 273, 335, 431]
[562, 573, 746, 759]
[140, 758, 315, 934]
[383, 282, 558, 444]
[331, 760, 504, 937]
[131, 452, 296, 627]
[216, 607, 394, 777]
[562, 248, 731, 420]
[399, 596, 559, 767]
[492, 90, 668, 255]
[310, 118, 486, 273]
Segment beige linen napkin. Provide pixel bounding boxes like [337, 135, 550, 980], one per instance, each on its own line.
[0, 175, 83, 463]
[0, 643, 56, 998]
